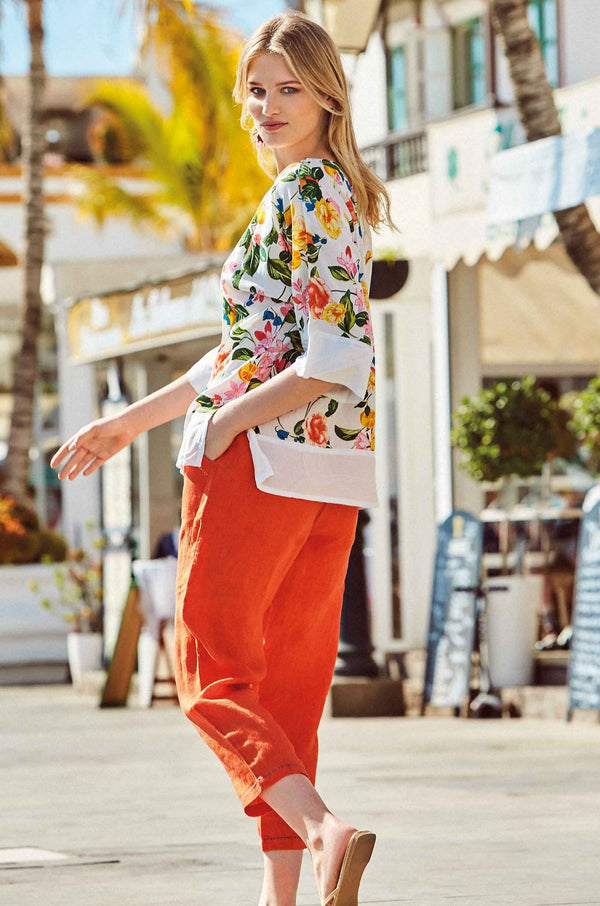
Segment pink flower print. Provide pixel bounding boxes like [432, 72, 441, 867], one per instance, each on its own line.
[253, 287, 265, 304]
[278, 232, 291, 252]
[337, 245, 357, 278]
[221, 379, 247, 402]
[253, 319, 274, 355]
[352, 430, 371, 450]
[253, 232, 262, 246]
[263, 337, 289, 367]
[280, 301, 293, 318]
[292, 278, 310, 318]
[228, 259, 240, 273]
[355, 282, 367, 313]
[364, 317, 374, 343]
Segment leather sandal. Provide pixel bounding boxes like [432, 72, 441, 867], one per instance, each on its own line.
[322, 829, 376, 906]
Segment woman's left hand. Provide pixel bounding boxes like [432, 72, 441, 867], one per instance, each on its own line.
[204, 409, 237, 462]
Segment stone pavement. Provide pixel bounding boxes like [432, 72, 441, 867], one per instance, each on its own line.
[2, 683, 600, 906]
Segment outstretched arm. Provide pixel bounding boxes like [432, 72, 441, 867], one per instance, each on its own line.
[51, 373, 198, 480]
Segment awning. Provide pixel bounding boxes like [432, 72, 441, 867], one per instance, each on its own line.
[480, 243, 600, 374]
[320, 0, 381, 54]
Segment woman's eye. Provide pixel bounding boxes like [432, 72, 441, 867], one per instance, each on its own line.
[282, 86, 298, 94]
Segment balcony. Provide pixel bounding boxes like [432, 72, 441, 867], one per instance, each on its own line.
[361, 129, 428, 182]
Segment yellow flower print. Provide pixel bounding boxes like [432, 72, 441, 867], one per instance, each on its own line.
[324, 163, 342, 184]
[239, 362, 258, 383]
[367, 368, 375, 393]
[256, 202, 267, 224]
[366, 249, 372, 264]
[370, 430, 375, 451]
[360, 408, 376, 430]
[283, 204, 292, 228]
[315, 197, 342, 239]
[323, 301, 346, 324]
[291, 206, 311, 270]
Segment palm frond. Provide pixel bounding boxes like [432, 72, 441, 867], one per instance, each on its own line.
[72, 165, 174, 237]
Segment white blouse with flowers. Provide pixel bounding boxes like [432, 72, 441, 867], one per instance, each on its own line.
[176, 157, 377, 508]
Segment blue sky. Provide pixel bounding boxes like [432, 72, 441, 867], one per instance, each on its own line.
[0, 0, 286, 76]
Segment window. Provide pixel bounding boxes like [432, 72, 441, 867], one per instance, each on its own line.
[387, 45, 408, 132]
[452, 17, 486, 109]
[528, 0, 559, 88]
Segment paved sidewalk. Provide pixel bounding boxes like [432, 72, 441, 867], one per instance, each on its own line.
[1, 683, 600, 906]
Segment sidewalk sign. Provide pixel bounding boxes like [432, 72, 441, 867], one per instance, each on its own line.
[567, 496, 600, 721]
[422, 511, 482, 715]
[100, 582, 143, 708]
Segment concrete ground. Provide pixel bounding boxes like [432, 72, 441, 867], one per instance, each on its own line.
[2, 683, 600, 906]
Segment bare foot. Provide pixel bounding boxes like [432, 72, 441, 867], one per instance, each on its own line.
[308, 813, 357, 904]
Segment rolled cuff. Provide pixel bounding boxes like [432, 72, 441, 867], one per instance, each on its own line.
[293, 320, 372, 403]
[185, 345, 220, 393]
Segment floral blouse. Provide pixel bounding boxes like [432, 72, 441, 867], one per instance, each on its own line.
[176, 157, 377, 508]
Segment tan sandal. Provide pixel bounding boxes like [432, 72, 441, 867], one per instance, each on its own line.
[322, 829, 376, 906]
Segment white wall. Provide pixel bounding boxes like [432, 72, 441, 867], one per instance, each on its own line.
[346, 30, 388, 148]
[562, 0, 600, 86]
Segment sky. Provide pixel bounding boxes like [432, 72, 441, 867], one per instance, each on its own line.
[0, 0, 286, 76]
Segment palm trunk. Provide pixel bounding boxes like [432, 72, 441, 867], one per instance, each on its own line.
[491, 0, 600, 295]
[3, 0, 46, 500]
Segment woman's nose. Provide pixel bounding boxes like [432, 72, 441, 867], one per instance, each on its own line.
[262, 93, 280, 117]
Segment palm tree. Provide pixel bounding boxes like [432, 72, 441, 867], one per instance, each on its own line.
[491, 0, 600, 295]
[3, 0, 46, 500]
[74, 2, 269, 251]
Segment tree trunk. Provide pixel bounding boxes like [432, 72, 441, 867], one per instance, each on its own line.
[491, 0, 600, 295]
[3, 0, 46, 500]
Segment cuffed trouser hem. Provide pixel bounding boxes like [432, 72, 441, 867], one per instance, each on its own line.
[242, 764, 309, 817]
[261, 835, 307, 853]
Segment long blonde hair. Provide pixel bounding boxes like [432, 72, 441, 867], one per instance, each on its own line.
[233, 9, 395, 233]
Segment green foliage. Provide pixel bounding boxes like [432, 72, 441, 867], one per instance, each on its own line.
[569, 373, 600, 472]
[0, 494, 68, 565]
[450, 376, 576, 483]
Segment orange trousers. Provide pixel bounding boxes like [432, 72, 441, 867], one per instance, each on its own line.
[173, 432, 359, 851]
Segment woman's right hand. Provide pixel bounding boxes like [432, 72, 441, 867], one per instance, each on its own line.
[50, 413, 137, 481]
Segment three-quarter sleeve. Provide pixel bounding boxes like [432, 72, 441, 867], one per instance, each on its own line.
[275, 165, 373, 403]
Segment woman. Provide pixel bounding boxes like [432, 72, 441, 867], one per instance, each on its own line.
[51, 10, 394, 906]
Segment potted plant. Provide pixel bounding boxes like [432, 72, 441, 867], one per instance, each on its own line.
[29, 520, 105, 688]
[450, 376, 575, 509]
[370, 247, 409, 300]
[0, 493, 70, 681]
[450, 377, 577, 687]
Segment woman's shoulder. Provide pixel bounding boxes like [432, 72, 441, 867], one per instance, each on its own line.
[271, 157, 354, 203]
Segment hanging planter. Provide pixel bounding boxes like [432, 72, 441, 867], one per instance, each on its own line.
[370, 259, 409, 299]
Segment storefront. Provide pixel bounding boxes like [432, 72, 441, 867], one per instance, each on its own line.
[59, 260, 224, 655]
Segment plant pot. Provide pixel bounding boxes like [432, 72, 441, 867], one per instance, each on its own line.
[484, 575, 543, 687]
[67, 632, 103, 688]
[370, 259, 409, 299]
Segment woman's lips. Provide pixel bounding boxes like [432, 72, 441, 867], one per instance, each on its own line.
[262, 122, 286, 131]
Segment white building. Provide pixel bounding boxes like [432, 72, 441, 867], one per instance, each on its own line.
[303, 0, 600, 662]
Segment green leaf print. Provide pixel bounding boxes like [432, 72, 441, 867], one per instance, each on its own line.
[243, 243, 261, 275]
[267, 256, 292, 286]
[293, 419, 304, 436]
[326, 399, 339, 417]
[231, 269, 244, 290]
[359, 335, 372, 346]
[264, 225, 278, 246]
[194, 394, 218, 409]
[355, 311, 369, 326]
[288, 329, 304, 353]
[233, 303, 249, 322]
[328, 266, 353, 281]
[231, 346, 253, 361]
[334, 426, 363, 441]
[307, 243, 321, 264]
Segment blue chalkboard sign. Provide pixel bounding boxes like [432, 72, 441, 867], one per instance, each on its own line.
[567, 499, 600, 721]
[422, 510, 483, 714]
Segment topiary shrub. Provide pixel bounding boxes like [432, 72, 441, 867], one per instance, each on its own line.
[569, 374, 600, 474]
[451, 376, 576, 484]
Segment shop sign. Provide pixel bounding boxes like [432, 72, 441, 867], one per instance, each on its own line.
[567, 495, 600, 720]
[67, 268, 223, 363]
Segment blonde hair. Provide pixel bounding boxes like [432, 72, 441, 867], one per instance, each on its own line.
[233, 9, 395, 233]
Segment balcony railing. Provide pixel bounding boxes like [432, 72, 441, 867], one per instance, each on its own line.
[361, 129, 428, 182]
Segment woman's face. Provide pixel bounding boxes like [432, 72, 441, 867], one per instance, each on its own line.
[246, 52, 330, 169]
